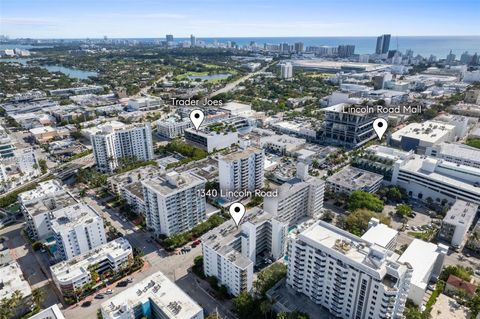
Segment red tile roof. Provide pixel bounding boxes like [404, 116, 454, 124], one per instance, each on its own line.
[447, 275, 478, 295]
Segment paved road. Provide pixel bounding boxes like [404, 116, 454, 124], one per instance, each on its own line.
[207, 62, 276, 98]
[0, 154, 94, 199]
[0, 223, 62, 308]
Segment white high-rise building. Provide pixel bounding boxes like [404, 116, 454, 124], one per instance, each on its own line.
[218, 147, 264, 195]
[91, 122, 154, 173]
[264, 162, 324, 225]
[202, 207, 288, 296]
[280, 62, 293, 79]
[142, 171, 206, 236]
[51, 203, 107, 261]
[287, 221, 412, 319]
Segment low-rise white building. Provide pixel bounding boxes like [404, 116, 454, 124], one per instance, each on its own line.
[0, 261, 33, 317]
[426, 142, 480, 168]
[51, 238, 132, 296]
[184, 127, 238, 153]
[27, 305, 65, 319]
[259, 134, 306, 155]
[438, 200, 478, 248]
[157, 117, 192, 138]
[389, 121, 456, 154]
[391, 154, 480, 206]
[127, 96, 162, 111]
[361, 218, 398, 251]
[100, 271, 203, 319]
[398, 240, 448, 305]
[326, 165, 383, 194]
[220, 101, 253, 117]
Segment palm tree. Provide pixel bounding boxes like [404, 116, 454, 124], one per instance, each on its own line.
[32, 288, 44, 307]
[10, 290, 23, 309]
[260, 300, 272, 319]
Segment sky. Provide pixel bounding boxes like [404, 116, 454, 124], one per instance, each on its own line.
[1, 0, 479, 39]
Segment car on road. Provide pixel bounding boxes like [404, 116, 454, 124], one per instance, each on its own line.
[94, 294, 104, 299]
[81, 301, 91, 307]
[106, 289, 114, 294]
[116, 281, 128, 287]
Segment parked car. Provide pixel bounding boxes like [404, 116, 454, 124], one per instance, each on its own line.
[106, 289, 114, 294]
[94, 294, 104, 299]
[81, 301, 91, 307]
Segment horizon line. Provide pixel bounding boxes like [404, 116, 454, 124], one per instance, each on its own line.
[5, 34, 480, 40]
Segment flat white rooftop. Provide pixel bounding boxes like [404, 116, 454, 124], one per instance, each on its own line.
[443, 200, 478, 227]
[28, 305, 65, 319]
[398, 239, 441, 288]
[391, 121, 455, 144]
[399, 156, 480, 201]
[0, 261, 32, 300]
[18, 180, 64, 203]
[361, 223, 398, 248]
[51, 203, 100, 233]
[433, 142, 480, 160]
[101, 271, 203, 319]
[51, 238, 132, 284]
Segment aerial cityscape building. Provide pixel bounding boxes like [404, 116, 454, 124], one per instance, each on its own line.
[1, 3, 480, 319]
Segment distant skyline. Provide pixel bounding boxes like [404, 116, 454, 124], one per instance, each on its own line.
[1, 0, 479, 39]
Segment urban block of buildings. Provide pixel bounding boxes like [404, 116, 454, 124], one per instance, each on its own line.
[100, 271, 204, 319]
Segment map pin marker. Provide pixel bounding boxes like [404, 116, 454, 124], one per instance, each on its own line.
[190, 109, 205, 130]
[373, 118, 388, 140]
[229, 203, 246, 227]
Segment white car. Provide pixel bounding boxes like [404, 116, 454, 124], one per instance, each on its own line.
[106, 289, 114, 294]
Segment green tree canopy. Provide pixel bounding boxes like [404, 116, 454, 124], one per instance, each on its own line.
[348, 190, 384, 213]
[344, 209, 390, 236]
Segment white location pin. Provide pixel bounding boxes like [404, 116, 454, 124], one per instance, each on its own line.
[229, 203, 246, 227]
[373, 118, 388, 140]
[190, 109, 205, 130]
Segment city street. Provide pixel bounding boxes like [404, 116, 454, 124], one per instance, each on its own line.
[60, 195, 235, 319]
